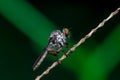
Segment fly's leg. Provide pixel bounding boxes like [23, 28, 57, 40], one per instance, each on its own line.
[48, 50, 61, 64]
[63, 42, 70, 57]
[64, 42, 69, 49]
[60, 50, 69, 57]
[54, 54, 61, 64]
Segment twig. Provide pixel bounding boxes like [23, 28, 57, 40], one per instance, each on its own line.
[35, 7, 120, 80]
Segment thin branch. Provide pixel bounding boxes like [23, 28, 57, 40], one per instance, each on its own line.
[35, 7, 120, 80]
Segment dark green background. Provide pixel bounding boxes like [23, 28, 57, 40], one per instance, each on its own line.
[0, 0, 120, 80]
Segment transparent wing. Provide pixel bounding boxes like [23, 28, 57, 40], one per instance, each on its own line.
[33, 46, 48, 71]
[33, 34, 56, 71]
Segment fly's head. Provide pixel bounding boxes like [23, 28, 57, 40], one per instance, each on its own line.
[62, 28, 70, 38]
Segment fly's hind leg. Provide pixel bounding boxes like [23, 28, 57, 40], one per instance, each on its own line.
[54, 51, 61, 64]
[55, 54, 61, 64]
[60, 50, 69, 57]
[48, 50, 61, 64]
[63, 42, 70, 57]
[64, 42, 69, 49]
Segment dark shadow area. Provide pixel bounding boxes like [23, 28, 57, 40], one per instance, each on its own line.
[27, 0, 120, 43]
[108, 62, 120, 80]
[0, 15, 34, 80]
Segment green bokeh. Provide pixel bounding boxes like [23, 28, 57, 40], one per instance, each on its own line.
[0, 0, 56, 48]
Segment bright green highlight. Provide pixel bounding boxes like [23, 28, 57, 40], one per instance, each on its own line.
[80, 24, 120, 80]
[0, 0, 55, 48]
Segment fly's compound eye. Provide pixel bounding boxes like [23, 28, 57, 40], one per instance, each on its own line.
[63, 28, 70, 37]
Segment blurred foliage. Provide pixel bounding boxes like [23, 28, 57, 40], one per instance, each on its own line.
[0, 0, 120, 80]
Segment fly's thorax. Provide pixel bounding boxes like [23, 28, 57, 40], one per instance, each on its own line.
[47, 29, 67, 53]
[49, 30, 61, 38]
[56, 32, 66, 43]
[47, 42, 62, 52]
[49, 30, 67, 44]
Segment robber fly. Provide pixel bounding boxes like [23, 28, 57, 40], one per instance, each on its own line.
[33, 28, 70, 71]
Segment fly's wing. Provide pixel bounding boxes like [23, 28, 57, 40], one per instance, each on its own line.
[33, 46, 48, 71]
[33, 34, 56, 71]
